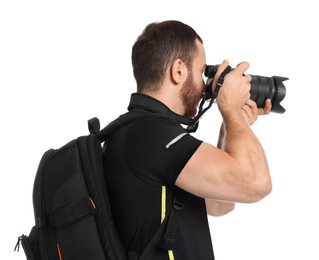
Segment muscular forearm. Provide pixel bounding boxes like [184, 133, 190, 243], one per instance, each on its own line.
[222, 109, 272, 200]
[209, 122, 235, 216]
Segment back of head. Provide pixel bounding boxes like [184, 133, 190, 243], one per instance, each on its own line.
[132, 20, 203, 92]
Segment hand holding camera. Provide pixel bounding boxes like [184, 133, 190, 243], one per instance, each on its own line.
[204, 60, 288, 114]
[213, 60, 253, 115]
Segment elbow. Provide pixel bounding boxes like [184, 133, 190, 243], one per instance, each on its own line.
[214, 202, 235, 217]
[206, 200, 236, 217]
[218, 202, 235, 216]
[248, 175, 272, 203]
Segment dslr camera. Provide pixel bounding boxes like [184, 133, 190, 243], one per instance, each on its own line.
[204, 65, 288, 113]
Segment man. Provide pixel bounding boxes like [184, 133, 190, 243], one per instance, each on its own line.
[103, 20, 272, 260]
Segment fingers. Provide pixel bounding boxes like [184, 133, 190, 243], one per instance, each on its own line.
[245, 99, 258, 115]
[245, 74, 252, 83]
[214, 60, 229, 81]
[257, 99, 272, 115]
[236, 61, 250, 75]
[215, 59, 273, 123]
[215, 60, 251, 82]
[236, 62, 252, 83]
[242, 100, 258, 125]
[242, 99, 272, 125]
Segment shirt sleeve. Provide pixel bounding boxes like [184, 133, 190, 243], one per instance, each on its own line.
[124, 115, 202, 186]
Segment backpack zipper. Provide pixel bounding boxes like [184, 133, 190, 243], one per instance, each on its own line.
[14, 235, 23, 252]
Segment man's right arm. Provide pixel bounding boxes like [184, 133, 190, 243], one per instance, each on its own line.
[175, 61, 272, 203]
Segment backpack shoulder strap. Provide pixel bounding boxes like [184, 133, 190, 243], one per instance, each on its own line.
[160, 188, 191, 250]
[138, 188, 190, 260]
[92, 111, 150, 142]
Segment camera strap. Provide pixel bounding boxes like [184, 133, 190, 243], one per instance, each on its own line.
[211, 65, 232, 100]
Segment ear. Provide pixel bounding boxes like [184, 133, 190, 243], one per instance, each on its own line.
[170, 59, 187, 84]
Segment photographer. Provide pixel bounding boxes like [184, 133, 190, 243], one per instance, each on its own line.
[103, 20, 272, 260]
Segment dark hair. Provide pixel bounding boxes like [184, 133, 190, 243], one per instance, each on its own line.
[132, 20, 203, 92]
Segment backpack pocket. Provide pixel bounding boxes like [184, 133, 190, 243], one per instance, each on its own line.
[16, 226, 40, 260]
[48, 174, 107, 260]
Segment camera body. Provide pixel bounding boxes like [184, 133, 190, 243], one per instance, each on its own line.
[204, 65, 288, 113]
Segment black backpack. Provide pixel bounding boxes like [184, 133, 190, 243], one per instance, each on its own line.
[15, 110, 189, 260]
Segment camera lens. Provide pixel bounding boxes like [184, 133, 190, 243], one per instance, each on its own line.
[250, 75, 288, 113]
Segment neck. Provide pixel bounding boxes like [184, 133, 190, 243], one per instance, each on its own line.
[128, 92, 206, 133]
[141, 88, 185, 116]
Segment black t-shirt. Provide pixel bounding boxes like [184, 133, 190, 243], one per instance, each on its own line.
[104, 113, 215, 260]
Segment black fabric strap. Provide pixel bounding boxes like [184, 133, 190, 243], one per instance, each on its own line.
[48, 197, 95, 229]
[96, 111, 147, 142]
[138, 189, 190, 259]
[139, 188, 191, 259]
[161, 188, 190, 250]
[211, 65, 232, 99]
[138, 217, 169, 260]
[88, 117, 100, 134]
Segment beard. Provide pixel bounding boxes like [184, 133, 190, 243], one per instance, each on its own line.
[180, 73, 203, 118]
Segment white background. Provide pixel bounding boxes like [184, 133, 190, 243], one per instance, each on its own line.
[1, 0, 318, 259]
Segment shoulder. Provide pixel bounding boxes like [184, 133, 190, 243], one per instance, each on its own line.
[124, 114, 202, 185]
[127, 114, 190, 144]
